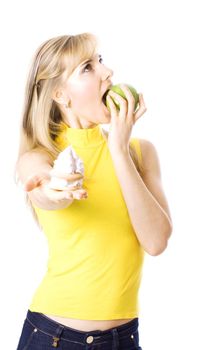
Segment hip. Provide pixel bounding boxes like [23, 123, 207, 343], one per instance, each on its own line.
[42, 313, 135, 331]
[16, 309, 142, 349]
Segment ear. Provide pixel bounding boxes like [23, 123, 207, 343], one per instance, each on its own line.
[52, 88, 67, 106]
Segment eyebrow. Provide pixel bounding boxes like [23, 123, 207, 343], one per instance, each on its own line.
[80, 54, 102, 68]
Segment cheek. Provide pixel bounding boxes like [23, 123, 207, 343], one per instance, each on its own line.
[73, 94, 93, 112]
[71, 85, 98, 110]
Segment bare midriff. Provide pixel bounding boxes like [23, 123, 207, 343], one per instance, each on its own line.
[43, 314, 135, 331]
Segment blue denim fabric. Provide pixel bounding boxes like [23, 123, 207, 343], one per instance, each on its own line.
[16, 309, 142, 349]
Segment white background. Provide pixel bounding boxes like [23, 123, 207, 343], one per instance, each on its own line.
[1, 0, 211, 349]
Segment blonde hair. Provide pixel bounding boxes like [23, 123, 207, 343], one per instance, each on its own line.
[16, 33, 98, 161]
[15, 33, 143, 225]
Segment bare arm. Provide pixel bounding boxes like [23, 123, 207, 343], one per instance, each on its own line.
[105, 85, 172, 256]
[17, 150, 87, 210]
[110, 139, 173, 256]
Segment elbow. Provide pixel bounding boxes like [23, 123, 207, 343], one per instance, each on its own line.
[147, 241, 168, 256]
[145, 224, 173, 256]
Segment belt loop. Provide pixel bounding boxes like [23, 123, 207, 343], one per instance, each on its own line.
[111, 328, 119, 349]
[52, 324, 65, 348]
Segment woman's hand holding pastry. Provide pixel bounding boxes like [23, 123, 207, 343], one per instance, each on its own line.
[23, 170, 88, 203]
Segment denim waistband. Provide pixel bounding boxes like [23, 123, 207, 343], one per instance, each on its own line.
[26, 309, 139, 346]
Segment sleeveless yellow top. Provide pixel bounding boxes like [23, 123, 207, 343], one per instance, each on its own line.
[29, 124, 145, 320]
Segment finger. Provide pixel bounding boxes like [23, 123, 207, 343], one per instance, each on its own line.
[71, 189, 88, 200]
[47, 188, 74, 202]
[24, 170, 51, 192]
[73, 191, 88, 199]
[134, 93, 147, 121]
[23, 175, 41, 192]
[108, 91, 127, 119]
[106, 94, 118, 118]
[58, 188, 87, 200]
[65, 183, 82, 190]
[139, 93, 147, 110]
[66, 190, 88, 200]
[47, 180, 82, 191]
[119, 84, 135, 117]
[49, 170, 84, 181]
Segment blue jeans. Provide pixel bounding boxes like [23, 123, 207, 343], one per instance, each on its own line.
[16, 309, 142, 349]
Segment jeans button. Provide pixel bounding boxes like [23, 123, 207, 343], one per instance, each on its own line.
[86, 335, 94, 344]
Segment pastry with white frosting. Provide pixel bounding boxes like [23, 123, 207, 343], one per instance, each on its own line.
[49, 145, 84, 190]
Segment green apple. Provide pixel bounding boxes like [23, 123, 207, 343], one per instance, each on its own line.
[105, 84, 139, 111]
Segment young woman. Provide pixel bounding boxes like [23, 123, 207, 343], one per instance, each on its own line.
[15, 33, 172, 350]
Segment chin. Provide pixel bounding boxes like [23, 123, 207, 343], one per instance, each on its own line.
[90, 105, 111, 124]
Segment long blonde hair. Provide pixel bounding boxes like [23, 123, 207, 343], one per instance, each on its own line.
[15, 33, 143, 225]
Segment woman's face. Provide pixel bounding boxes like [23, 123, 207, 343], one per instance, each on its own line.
[62, 53, 113, 127]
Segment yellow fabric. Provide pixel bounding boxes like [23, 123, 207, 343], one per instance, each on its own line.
[29, 124, 145, 320]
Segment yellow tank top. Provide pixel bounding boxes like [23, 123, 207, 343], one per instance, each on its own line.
[29, 124, 145, 320]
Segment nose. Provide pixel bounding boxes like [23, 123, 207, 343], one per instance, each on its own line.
[101, 65, 113, 81]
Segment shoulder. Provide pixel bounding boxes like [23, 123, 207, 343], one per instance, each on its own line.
[137, 138, 173, 226]
[136, 138, 161, 176]
[16, 148, 53, 185]
[17, 148, 53, 169]
[139, 138, 158, 157]
[138, 138, 156, 151]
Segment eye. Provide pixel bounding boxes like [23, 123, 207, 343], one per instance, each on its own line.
[83, 63, 93, 73]
[82, 56, 103, 73]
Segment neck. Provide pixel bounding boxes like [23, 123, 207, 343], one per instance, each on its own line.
[65, 115, 97, 129]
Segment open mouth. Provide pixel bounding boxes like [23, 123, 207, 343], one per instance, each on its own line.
[102, 90, 109, 106]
